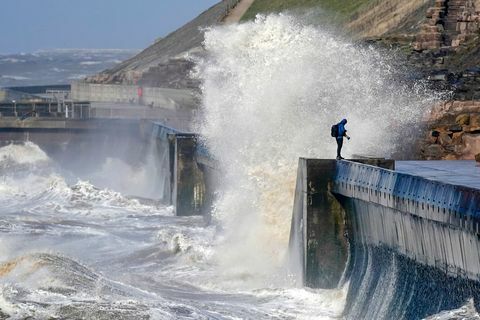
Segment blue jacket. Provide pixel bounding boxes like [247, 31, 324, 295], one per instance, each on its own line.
[337, 119, 347, 138]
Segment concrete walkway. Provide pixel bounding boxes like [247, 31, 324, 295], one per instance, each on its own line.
[223, 0, 256, 24]
[396, 160, 480, 189]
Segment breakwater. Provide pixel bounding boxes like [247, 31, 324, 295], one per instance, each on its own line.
[152, 122, 217, 216]
[290, 158, 480, 319]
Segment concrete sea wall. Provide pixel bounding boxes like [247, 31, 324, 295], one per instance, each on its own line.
[71, 82, 197, 110]
[152, 122, 217, 217]
[289, 158, 480, 318]
[333, 160, 480, 280]
[289, 158, 394, 288]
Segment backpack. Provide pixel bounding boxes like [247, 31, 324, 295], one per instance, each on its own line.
[331, 124, 339, 138]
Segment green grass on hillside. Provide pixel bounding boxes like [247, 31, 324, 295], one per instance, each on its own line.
[241, 0, 374, 21]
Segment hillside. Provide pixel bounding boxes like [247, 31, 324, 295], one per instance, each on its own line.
[242, 0, 376, 22]
[86, 1, 240, 88]
[247, 0, 480, 95]
[242, 0, 433, 38]
[238, 0, 480, 161]
[87, 0, 480, 101]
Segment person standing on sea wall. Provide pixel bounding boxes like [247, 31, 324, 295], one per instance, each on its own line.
[332, 119, 350, 160]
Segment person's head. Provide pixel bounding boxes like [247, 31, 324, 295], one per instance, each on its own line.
[341, 119, 347, 125]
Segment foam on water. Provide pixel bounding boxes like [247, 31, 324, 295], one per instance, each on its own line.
[195, 14, 441, 287]
[0, 141, 348, 319]
[0, 142, 49, 165]
[0, 13, 468, 320]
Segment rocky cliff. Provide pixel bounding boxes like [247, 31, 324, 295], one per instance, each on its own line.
[407, 0, 480, 160]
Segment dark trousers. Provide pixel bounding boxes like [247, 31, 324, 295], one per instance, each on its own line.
[336, 137, 343, 158]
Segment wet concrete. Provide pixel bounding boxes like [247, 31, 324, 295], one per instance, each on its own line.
[396, 160, 480, 189]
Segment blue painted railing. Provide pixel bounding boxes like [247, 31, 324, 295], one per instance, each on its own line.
[333, 160, 480, 233]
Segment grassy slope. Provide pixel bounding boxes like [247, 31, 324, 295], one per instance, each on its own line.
[241, 0, 374, 21]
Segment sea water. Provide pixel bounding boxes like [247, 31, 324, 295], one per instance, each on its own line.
[0, 13, 475, 320]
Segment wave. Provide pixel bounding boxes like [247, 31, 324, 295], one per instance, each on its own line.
[195, 13, 441, 288]
[0, 75, 30, 81]
[0, 253, 169, 319]
[80, 61, 102, 66]
[0, 142, 170, 216]
[0, 58, 26, 64]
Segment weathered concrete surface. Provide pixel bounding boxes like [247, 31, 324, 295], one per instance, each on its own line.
[152, 122, 217, 217]
[396, 160, 480, 189]
[172, 134, 204, 216]
[290, 159, 480, 318]
[71, 82, 196, 110]
[289, 158, 394, 288]
[333, 160, 480, 281]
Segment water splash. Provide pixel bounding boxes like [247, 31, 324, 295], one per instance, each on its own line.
[0, 141, 342, 319]
[195, 14, 441, 286]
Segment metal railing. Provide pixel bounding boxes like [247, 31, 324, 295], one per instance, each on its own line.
[0, 101, 91, 120]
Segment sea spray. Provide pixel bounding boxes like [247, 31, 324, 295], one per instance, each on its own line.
[195, 14, 442, 286]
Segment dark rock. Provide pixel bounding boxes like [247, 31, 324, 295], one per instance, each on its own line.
[424, 144, 445, 158]
[439, 132, 453, 145]
[464, 126, 480, 133]
[449, 124, 463, 132]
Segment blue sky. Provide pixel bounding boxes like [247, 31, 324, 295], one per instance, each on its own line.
[0, 0, 219, 54]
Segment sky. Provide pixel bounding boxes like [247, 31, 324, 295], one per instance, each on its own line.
[0, 0, 220, 54]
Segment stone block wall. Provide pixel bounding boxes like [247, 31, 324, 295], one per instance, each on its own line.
[423, 100, 480, 159]
[414, 0, 480, 50]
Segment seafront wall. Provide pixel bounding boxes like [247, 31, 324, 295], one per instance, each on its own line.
[290, 158, 480, 286]
[71, 81, 197, 110]
[289, 159, 394, 288]
[289, 158, 480, 318]
[152, 122, 217, 216]
[333, 160, 480, 280]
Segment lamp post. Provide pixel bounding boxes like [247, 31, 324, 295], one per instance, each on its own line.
[12, 100, 16, 117]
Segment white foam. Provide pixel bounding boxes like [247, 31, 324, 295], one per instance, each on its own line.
[1, 58, 26, 63]
[1, 75, 30, 81]
[0, 142, 50, 165]
[425, 299, 480, 319]
[80, 61, 102, 66]
[195, 14, 441, 287]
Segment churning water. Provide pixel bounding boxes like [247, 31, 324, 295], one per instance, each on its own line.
[196, 13, 439, 289]
[0, 141, 347, 319]
[0, 14, 473, 320]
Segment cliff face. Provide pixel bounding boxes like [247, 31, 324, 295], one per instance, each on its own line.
[86, 1, 240, 89]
